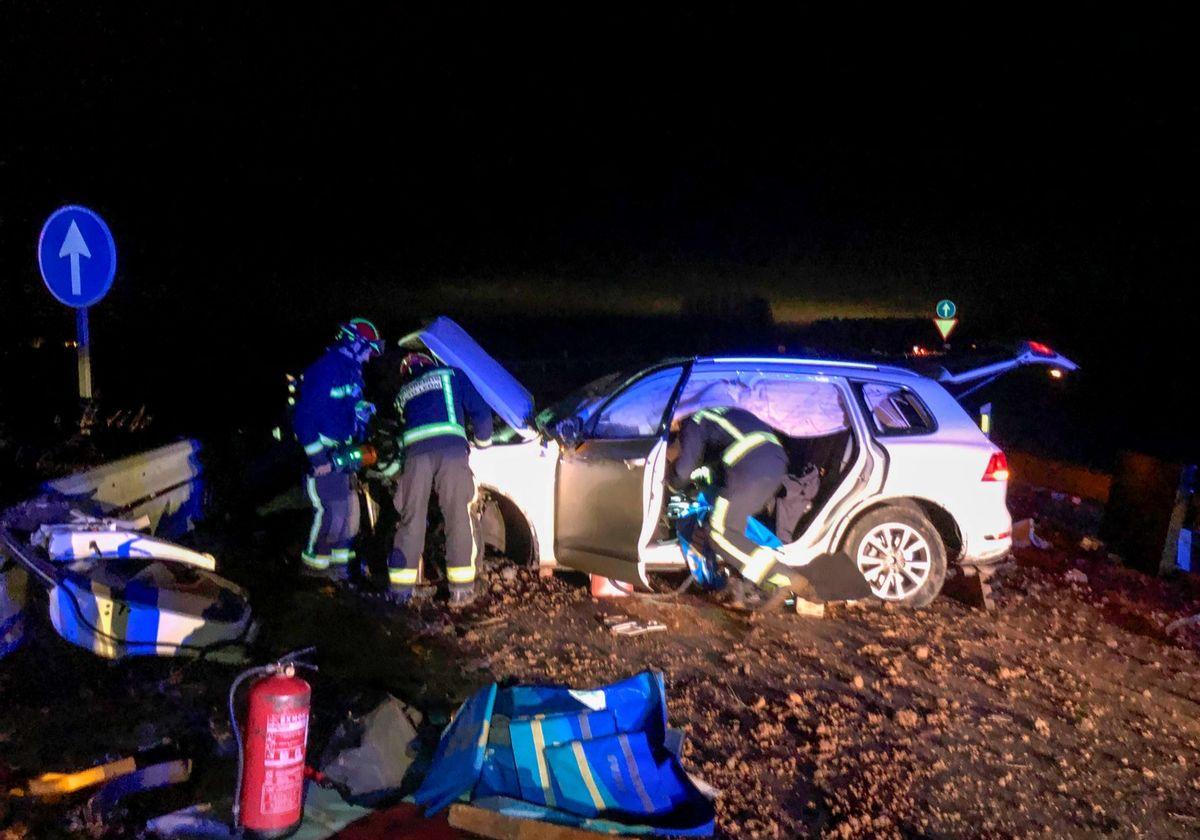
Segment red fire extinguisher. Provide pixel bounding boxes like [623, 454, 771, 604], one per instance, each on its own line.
[230, 650, 315, 838]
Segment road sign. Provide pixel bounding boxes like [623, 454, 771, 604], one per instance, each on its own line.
[37, 205, 117, 308]
[934, 318, 958, 340]
[935, 298, 956, 319]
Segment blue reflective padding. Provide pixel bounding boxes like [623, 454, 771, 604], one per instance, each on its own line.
[412, 683, 497, 814]
[744, 515, 783, 549]
[546, 731, 681, 818]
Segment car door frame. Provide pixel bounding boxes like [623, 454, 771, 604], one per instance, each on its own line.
[552, 360, 694, 584]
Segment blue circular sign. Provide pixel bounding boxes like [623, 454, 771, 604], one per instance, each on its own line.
[37, 205, 117, 308]
[935, 298, 957, 319]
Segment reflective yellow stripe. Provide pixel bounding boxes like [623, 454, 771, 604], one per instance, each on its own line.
[722, 431, 781, 466]
[571, 741, 607, 812]
[305, 477, 324, 559]
[303, 440, 325, 456]
[447, 565, 475, 583]
[441, 372, 456, 425]
[402, 422, 467, 446]
[709, 528, 777, 584]
[389, 567, 419, 585]
[530, 719, 556, 807]
[696, 408, 743, 441]
[711, 496, 730, 532]
[330, 548, 351, 565]
[301, 552, 331, 570]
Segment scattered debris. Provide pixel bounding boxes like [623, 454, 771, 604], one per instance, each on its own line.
[1012, 518, 1051, 549]
[1080, 535, 1104, 552]
[1064, 569, 1089, 585]
[602, 615, 668, 636]
[319, 695, 422, 801]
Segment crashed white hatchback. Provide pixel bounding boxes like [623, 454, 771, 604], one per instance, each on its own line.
[404, 319, 1077, 608]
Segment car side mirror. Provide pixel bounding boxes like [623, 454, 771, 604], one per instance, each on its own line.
[550, 416, 585, 448]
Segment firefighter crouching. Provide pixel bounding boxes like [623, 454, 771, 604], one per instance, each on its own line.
[668, 406, 809, 601]
[385, 352, 493, 607]
[292, 319, 384, 580]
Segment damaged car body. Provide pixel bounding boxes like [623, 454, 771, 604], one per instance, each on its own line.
[403, 319, 1075, 608]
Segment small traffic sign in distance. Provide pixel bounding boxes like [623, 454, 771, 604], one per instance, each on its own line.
[37, 205, 117, 308]
[935, 298, 957, 319]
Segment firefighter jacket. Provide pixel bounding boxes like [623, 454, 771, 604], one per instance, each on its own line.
[395, 365, 494, 458]
[293, 347, 367, 463]
[668, 406, 784, 491]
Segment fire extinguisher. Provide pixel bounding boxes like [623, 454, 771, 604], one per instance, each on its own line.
[229, 648, 317, 838]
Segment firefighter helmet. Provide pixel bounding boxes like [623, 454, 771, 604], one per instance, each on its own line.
[337, 318, 384, 359]
[400, 351, 437, 380]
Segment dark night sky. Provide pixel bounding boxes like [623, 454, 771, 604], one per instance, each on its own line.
[1, 6, 1196, 454]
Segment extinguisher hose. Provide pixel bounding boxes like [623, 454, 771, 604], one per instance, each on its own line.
[228, 647, 318, 832]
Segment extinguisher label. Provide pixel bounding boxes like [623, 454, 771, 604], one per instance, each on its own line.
[260, 710, 309, 815]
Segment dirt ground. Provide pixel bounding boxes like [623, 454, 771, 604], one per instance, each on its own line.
[3, 482, 1200, 838]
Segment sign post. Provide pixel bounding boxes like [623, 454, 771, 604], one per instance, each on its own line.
[37, 205, 117, 400]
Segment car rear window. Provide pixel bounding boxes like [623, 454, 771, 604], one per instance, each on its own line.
[857, 383, 936, 435]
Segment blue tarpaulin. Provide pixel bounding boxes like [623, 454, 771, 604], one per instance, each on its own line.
[414, 671, 715, 836]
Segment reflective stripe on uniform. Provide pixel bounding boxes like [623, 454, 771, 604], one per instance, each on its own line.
[301, 551, 331, 571]
[709, 493, 778, 584]
[402, 422, 467, 446]
[305, 476, 324, 558]
[441, 371, 457, 425]
[694, 408, 780, 466]
[766, 572, 793, 590]
[447, 565, 475, 583]
[389, 567, 419, 585]
[722, 430, 781, 466]
[330, 548, 352, 565]
[304, 440, 325, 456]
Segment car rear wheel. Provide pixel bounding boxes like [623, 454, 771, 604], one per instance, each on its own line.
[843, 505, 946, 608]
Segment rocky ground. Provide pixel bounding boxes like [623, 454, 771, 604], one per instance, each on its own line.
[2, 482, 1200, 838]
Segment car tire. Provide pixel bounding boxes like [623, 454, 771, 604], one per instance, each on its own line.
[843, 504, 947, 609]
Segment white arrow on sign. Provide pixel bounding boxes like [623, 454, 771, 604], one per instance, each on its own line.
[58, 219, 91, 296]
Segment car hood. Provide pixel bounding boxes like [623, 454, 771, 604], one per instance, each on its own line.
[398, 316, 536, 439]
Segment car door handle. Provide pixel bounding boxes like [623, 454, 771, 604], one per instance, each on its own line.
[624, 457, 646, 469]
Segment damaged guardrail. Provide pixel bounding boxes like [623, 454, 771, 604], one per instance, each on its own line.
[0, 439, 255, 662]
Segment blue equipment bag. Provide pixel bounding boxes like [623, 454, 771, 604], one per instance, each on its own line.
[414, 671, 715, 836]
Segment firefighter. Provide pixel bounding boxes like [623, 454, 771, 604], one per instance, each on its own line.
[292, 318, 384, 580]
[667, 406, 809, 602]
[386, 352, 493, 606]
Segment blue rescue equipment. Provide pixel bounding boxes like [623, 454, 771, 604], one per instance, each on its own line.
[673, 490, 784, 591]
[414, 671, 715, 836]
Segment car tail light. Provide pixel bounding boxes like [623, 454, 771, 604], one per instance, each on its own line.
[982, 451, 1010, 482]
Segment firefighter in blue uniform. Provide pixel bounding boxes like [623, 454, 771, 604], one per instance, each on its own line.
[668, 407, 804, 598]
[292, 319, 384, 580]
[386, 352, 493, 606]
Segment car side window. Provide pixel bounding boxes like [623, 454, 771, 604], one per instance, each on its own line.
[858, 383, 935, 435]
[590, 368, 683, 439]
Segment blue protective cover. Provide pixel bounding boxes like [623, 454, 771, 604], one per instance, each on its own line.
[415, 671, 714, 836]
[411, 682, 497, 814]
[401, 316, 535, 437]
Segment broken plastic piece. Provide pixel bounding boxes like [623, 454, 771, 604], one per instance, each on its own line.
[1012, 518, 1051, 550]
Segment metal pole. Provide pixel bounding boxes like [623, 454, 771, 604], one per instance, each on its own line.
[76, 306, 92, 399]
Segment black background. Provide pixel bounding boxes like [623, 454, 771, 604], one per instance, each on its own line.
[1, 6, 1196, 461]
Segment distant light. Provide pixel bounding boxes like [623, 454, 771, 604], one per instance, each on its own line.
[1049, 368, 1064, 379]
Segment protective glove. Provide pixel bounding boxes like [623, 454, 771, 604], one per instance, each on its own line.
[354, 400, 377, 425]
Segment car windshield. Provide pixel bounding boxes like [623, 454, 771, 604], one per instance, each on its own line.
[490, 369, 630, 443]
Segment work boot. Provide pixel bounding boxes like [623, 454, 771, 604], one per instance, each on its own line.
[448, 583, 477, 609]
[386, 586, 433, 606]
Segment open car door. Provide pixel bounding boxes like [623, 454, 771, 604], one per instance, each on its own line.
[553, 363, 691, 585]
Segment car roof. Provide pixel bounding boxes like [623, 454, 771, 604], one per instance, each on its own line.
[694, 355, 923, 381]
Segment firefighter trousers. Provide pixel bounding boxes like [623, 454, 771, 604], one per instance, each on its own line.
[388, 448, 478, 592]
[302, 471, 360, 578]
[705, 446, 796, 592]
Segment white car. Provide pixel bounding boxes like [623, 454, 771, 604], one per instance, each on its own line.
[403, 319, 1077, 608]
